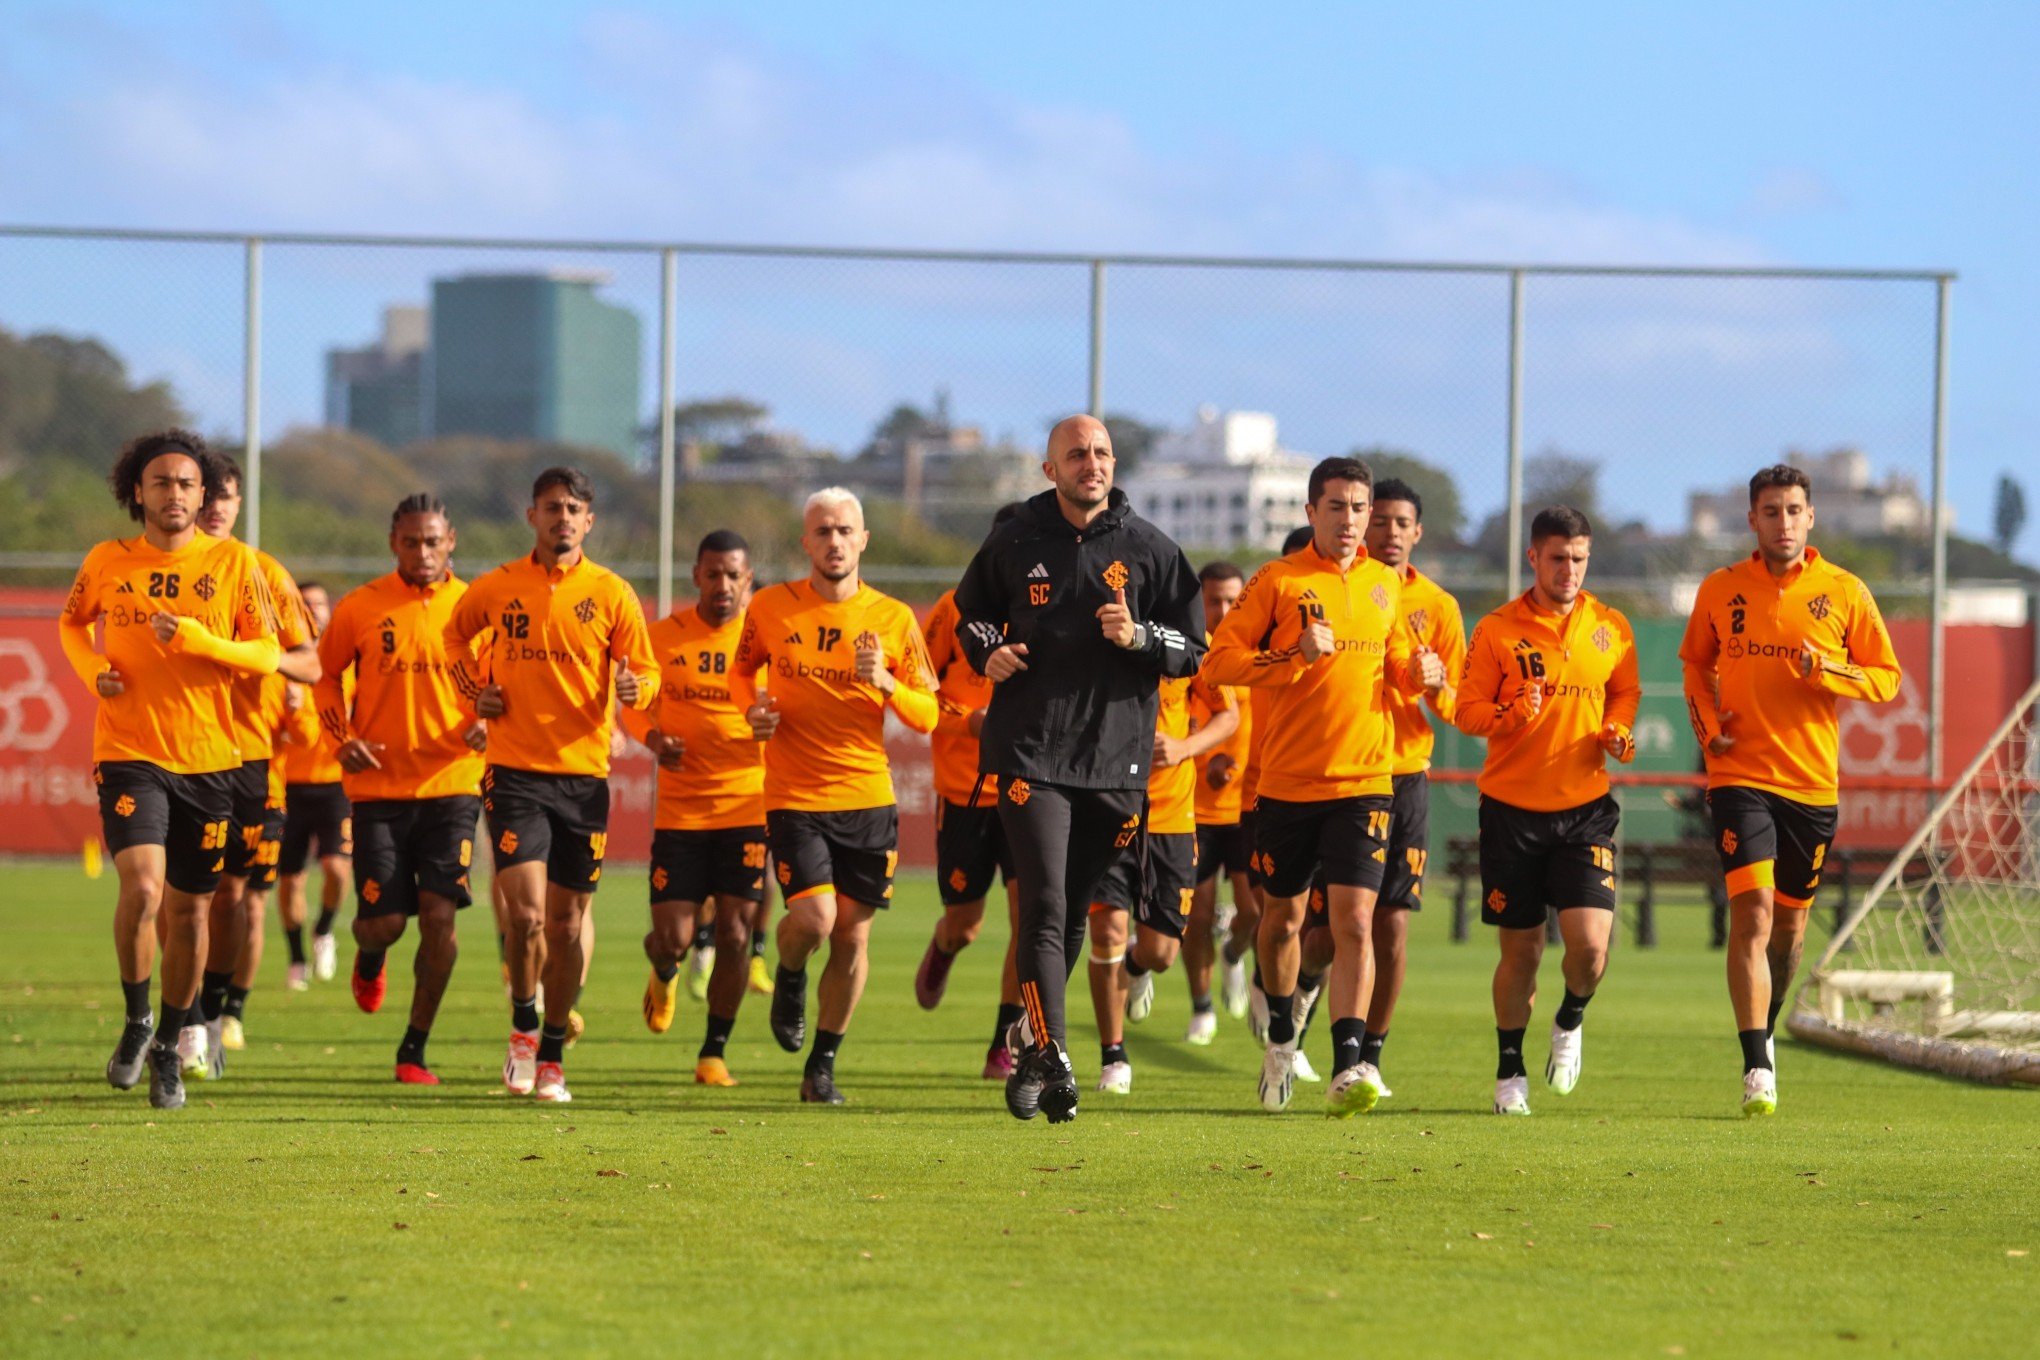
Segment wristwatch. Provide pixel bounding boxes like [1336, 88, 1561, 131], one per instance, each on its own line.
[1125, 622, 1149, 651]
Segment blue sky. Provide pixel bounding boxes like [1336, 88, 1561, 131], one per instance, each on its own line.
[1, 2, 2034, 550]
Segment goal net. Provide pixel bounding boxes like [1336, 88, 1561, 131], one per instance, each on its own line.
[1788, 678, 2040, 1085]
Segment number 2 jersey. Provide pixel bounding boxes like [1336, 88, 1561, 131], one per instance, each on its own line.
[617, 608, 766, 831]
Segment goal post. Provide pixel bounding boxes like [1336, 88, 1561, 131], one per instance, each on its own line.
[1787, 677, 2040, 1086]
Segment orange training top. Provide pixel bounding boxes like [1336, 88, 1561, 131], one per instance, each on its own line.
[61, 533, 280, 775]
[227, 549, 313, 765]
[1454, 589, 1642, 812]
[442, 553, 657, 778]
[1194, 656, 1252, 826]
[617, 607, 766, 832]
[924, 589, 998, 805]
[1202, 544, 1420, 802]
[732, 579, 939, 813]
[1389, 565, 1466, 776]
[1150, 673, 1234, 835]
[315, 572, 487, 802]
[1679, 549, 1901, 806]
[280, 672, 350, 785]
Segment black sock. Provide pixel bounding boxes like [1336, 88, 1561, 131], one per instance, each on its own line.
[1191, 994, 1215, 1015]
[121, 977, 152, 1024]
[1222, 934, 1249, 965]
[993, 1002, 1024, 1050]
[1739, 1028, 1773, 1072]
[200, 970, 232, 1022]
[1497, 1027, 1529, 1080]
[285, 928, 307, 965]
[1298, 968, 1325, 996]
[153, 1002, 186, 1047]
[1266, 991, 1296, 1045]
[222, 985, 250, 1021]
[1555, 989, 1593, 1032]
[1765, 991, 1786, 1037]
[537, 1022, 568, 1064]
[750, 931, 765, 959]
[693, 921, 715, 952]
[398, 1025, 429, 1068]
[314, 907, 337, 936]
[356, 949, 386, 981]
[1251, 957, 1264, 990]
[653, 960, 679, 982]
[700, 1014, 735, 1060]
[511, 994, 540, 1033]
[1101, 1041, 1128, 1067]
[776, 963, 806, 992]
[1331, 1017, 1365, 1074]
[1360, 1029, 1388, 1068]
[806, 1029, 843, 1078]
[1124, 954, 1150, 979]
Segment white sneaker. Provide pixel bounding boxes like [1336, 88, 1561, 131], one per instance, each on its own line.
[687, 946, 715, 1002]
[177, 1023, 209, 1079]
[1185, 1010, 1218, 1046]
[1292, 982, 1320, 1034]
[1097, 1061, 1132, 1094]
[1494, 1075, 1531, 1115]
[1290, 1048, 1322, 1083]
[533, 1060, 572, 1103]
[285, 962, 310, 992]
[1741, 1067, 1777, 1118]
[503, 1030, 539, 1094]
[1219, 955, 1249, 1019]
[1125, 970, 1155, 1024]
[311, 932, 337, 982]
[1767, 1033, 1777, 1068]
[1259, 1042, 1296, 1112]
[1214, 900, 1237, 941]
[1248, 981, 1270, 1045]
[1325, 1062, 1384, 1118]
[1545, 1022, 1582, 1095]
[1375, 1074, 1395, 1100]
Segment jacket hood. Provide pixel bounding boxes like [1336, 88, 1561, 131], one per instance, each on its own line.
[1018, 487, 1131, 537]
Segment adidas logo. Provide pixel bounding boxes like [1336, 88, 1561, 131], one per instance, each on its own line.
[505, 597, 525, 613]
[785, 630, 803, 646]
[115, 581, 135, 594]
[1513, 637, 1537, 651]
[1727, 594, 1747, 607]
[377, 616, 396, 630]
[1027, 563, 1049, 580]
[1299, 587, 1319, 601]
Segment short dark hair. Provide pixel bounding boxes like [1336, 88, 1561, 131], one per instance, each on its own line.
[297, 580, 327, 597]
[532, 466, 594, 505]
[107, 428, 218, 523]
[1198, 560, 1244, 585]
[208, 450, 245, 496]
[696, 529, 750, 560]
[390, 492, 450, 530]
[1307, 455, 1373, 505]
[1372, 477, 1422, 521]
[1282, 526, 1315, 554]
[1748, 463, 1812, 506]
[1530, 505, 1592, 544]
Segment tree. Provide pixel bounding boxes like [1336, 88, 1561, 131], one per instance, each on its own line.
[1993, 473, 2027, 560]
[1523, 450, 1601, 523]
[1349, 446, 1466, 542]
[0, 325, 188, 472]
[1100, 412, 1161, 474]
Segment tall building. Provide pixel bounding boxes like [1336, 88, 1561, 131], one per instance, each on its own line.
[324, 306, 427, 448]
[428, 272, 642, 460]
[1122, 406, 1313, 551]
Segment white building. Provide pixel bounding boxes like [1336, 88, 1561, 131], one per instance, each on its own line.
[1688, 447, 1952, 544]
[1123, 407, 1313, 551]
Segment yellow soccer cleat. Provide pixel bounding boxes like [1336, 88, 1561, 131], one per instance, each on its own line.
[643, 969, 679, 1034]
[220, 1015, 247, 1052]
[747, 954, 772, 996]
[566, 1008, 585, 1049]
[694, 1056, 738, 1087]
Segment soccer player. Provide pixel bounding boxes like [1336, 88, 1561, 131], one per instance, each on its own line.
[1359, 478, 1466, 1096]
[278, 582, 353, 992]
[1183, 561, 1254, 1044]
[194, 457, 320, 1074]
[1681, 464, 1901, 1116]
[444, 468, 658, 1103]
[620, 530, 770, 1088]
[913, 504, 1025, 1080]
[1455, 506, 1640, 1116]
[313, 494, 489, 1083]
[1086, 669, 1236, 1093]
[953, 415, 1206, 1125]
[58, 431, 282, 1109]
[1205, 456, 1444, 1116]
[734, 489, 938, 1104]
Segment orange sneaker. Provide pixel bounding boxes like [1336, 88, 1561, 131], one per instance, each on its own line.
[694, 1056, 738, 1087]
[351, 957, 386, 1014]
[395, 1062, 440, 1086]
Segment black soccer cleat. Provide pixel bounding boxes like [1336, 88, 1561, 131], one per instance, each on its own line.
[799, 1070, 847, 1105]
[147, 1042, 186, 1111]
[1037, 1040, 1079, 1125]
[107, 1018, 154, 1091]
[770, 969, 807, 1053]
[1005, 1046, 1045, 1121]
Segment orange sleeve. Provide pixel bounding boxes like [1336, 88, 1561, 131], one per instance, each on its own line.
[1453, 623, 1529, 739]
[313, 594, 360, 743]
[1678, 578, 1723, 747]
[605, 582, 660, 711]
[1202, 567, 1304, 688]
[441, 576, 492, 716]
[924, 594, 959, 676]
[1428, 595, 1466, 724]
[1178, 676, 1240, 760]
[169, 608, 281, 676]
[884, 608, 940, 734]
[1811, 583, 1902, 703]
[1605, 614, 1643, 735]
[59, 616, 104, 691]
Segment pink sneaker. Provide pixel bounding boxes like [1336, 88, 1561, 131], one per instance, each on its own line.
[914, 937, 957, 1011]
[982, 1044, 1016, 1080]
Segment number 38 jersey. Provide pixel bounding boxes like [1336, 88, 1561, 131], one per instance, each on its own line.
[617, 608, 765, 831]
[62, 534, 279, 775]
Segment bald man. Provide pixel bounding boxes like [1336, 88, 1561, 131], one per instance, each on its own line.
[953, 415, 1206, 1124]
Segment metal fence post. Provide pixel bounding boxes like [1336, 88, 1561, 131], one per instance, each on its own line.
[243, 237, 263, 550]
[657, 248, 678, 615]
[1505, 270, 1525, 598]
[1088, 260, 1106, 418]
[1927, 276, 1952, 783]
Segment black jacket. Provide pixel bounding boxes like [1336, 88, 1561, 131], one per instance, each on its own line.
[954, 488, 1205, 790]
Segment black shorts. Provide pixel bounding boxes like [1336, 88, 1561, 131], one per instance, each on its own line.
[1377, 772, 1432, 912]
[1254, 794, 1394, 899]
[353, 796, 481, 918]
[95, 760, 236, 897]
[1478, 793, 1620, 930]
[483, 766, 611, 893]
[937, 799, 1012, 906]
[768, 807, 898, 907]
[651, 826, 769, 905]
[1241, 807, 1264, 889]
[1195, 821, 1245, 885]
[1090, 831, 1198, 938]
[223, 761, 284, 891]
[280, 782, 353, 875]
[1708, 785, 1838, 908]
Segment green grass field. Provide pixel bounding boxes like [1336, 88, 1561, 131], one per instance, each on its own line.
[1, 859, 2033, 1358]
